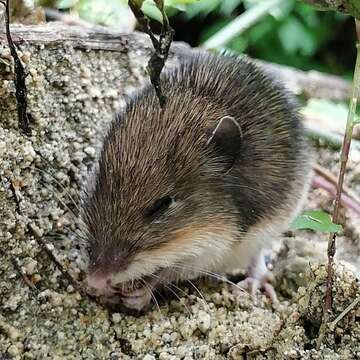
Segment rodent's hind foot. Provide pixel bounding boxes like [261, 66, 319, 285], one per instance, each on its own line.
[235, 251, 279, 305]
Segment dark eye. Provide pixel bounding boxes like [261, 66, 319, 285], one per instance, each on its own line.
[145, 196, 173, 218]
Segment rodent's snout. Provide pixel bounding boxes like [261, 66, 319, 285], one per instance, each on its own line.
[86, 271, 156, 311]
[86, 272, 116, 296]
[85, 250, 134, 297]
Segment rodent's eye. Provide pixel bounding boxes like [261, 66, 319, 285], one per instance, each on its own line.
[145, 196, 173, 218]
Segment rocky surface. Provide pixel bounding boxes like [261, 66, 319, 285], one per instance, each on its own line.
[0, 24, 359, 359]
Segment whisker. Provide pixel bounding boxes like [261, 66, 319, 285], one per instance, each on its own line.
[48, 189, 78, 222]
[33, 171, 90, 247]
[170, 264, 248, 295]
[139, 278, 162, 317]
[158, 259, 211, 311]
[151, 287, 168, 309]
[33, 166, 81, 213]
[187, 279, 210, 312]
[151, 273, 188, 298]
[149, 274, 192, 316]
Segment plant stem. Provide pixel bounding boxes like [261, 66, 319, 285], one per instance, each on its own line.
[202, 0, 286, 50]
[316, 18, 360, 350]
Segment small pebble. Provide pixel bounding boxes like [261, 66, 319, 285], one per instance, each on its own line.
[197, 310, 211, 333]
[112, 313, 122, 324]
[84, 146, 96, 157]
[143, 355, 156, 360]
[23, 258, 37, 275]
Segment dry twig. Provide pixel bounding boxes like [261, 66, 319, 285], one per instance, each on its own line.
[5, 176, 21, 214]
[0, 0, 31, 134]
[128, 0, 174, 107]
[328, 296, 360, 330]
[28, 223, 81, 288]
[28, 223, 96, 301]
[11, 256, 38, 291]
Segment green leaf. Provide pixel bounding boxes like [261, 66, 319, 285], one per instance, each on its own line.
[154, 0, 164, 10]
[78, 0, 132, 27]
[166, 2, 184, 11]
[290, 211, 342, 233]
[219, 0, 243, 16]
[353, 114, 360, 125]
[199, 18, 231, 43]
[228, 36, 249, 53]
[166, 0, 199, 4]
[184, 0, 222, 19]
[277, 15, 316, 56]
[57, 0, 78, 9]
[142, 0, 163, 22]
[247, 18, 275, 44]
[165, 0, 199, 12]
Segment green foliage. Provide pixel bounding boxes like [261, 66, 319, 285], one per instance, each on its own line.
[290, 211, 342, 233]
[128, 0, 199, 24]
[198, 1, 350, 73]
[35, 0, 354, 76]
[141, 1, 163, 22]
[141, 0, 199, 21]
[278, 16, 317, 56]
[182, 0, 243, 19]
[36, 0, 200, 25]
[78, 0, 130, 27]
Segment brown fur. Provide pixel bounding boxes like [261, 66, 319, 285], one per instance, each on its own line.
[138, 220, 235, 259]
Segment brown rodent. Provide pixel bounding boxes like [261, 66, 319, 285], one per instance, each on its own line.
[83, 52, 310, 310]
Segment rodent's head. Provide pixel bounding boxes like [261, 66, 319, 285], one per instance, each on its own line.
[83, 90, 242, 298]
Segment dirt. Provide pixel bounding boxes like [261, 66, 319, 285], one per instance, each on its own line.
[0, 27, 359, 359]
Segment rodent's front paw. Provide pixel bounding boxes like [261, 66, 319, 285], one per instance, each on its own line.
[235, 251, 279, 305]
[120, 287, 152, 311]
[237, 275, 278, 304]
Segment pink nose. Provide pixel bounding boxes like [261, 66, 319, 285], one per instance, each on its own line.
[86, 273, 114, 295]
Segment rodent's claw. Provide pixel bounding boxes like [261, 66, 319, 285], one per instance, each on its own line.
[237, 276, 278, 305]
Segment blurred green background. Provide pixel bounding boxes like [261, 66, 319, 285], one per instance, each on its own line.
[36, 0, 356, 78]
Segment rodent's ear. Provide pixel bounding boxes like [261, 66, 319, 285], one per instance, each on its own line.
[207, 115, 242, 171]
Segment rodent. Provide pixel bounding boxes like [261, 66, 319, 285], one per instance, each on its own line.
[83, 52, 310, 311]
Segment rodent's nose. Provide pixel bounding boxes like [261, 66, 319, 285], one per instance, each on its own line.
[86, 273, 114, 295]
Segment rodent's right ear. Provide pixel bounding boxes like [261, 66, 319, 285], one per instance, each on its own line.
[207, 115, 242, 171]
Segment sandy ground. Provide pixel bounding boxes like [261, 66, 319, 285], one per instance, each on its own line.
[0, 29, 359, 359]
